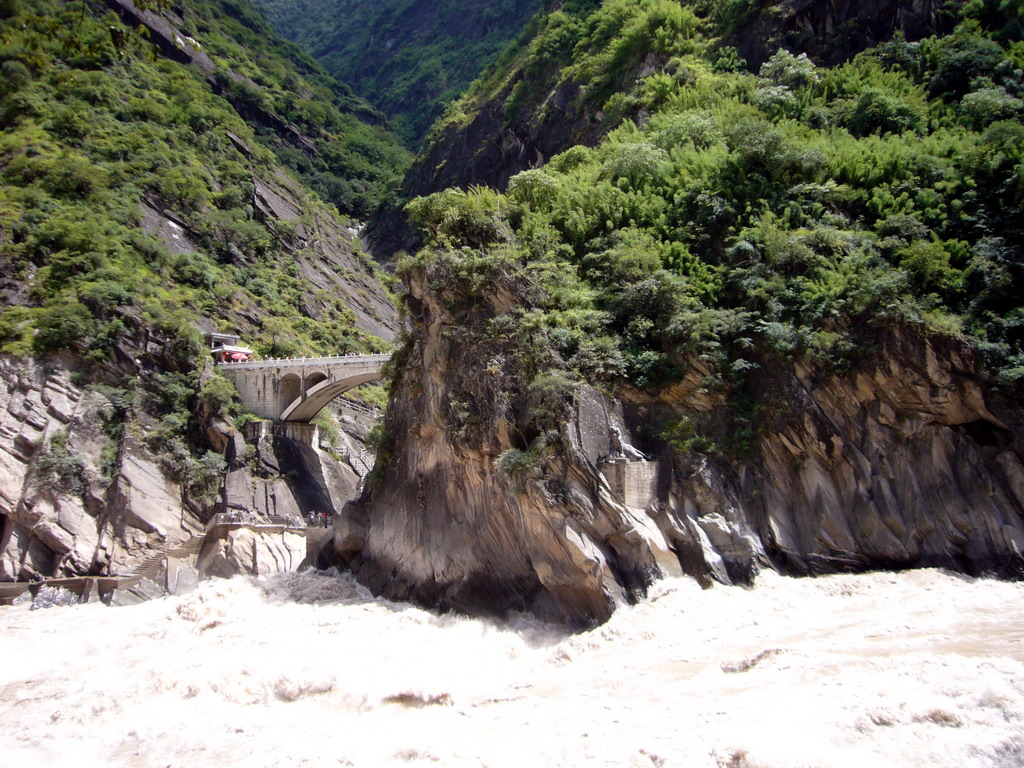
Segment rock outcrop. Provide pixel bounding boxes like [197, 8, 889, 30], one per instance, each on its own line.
[197, 526, 307, 578]
[0, 356, 197, 580]
[335, 265, 687, 628]
[140, 167, 401, 345]
[651, 329, 1024, 584]
[368, 68, 620, 260]
[335, 262, 1024, 628]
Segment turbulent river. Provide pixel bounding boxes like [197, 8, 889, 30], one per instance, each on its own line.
[2, 568, 1023, 768]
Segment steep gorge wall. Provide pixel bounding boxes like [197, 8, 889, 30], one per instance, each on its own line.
[0, 356, 200, 580]
[367, 56, 626, 260]
[334, 266, 1024, 628]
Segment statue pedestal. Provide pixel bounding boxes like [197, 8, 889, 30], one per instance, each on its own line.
[600, 459, 659, 509]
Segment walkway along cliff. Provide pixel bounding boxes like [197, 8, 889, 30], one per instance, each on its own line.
[330, 256, 1024, 629]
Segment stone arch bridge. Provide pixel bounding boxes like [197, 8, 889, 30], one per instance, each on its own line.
[218, 354, 390, 422]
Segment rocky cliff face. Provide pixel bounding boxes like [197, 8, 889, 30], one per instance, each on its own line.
[334, 263, 1024, 628]
[727, 0, 960, 69]
[0, 0, 401, 585]
[141, 165, 401, 344]
[654, 329, 1024, 583]
[0, 356, 196, 580]
[0, 354, 377, 583]
[0, 158, 394, 583]
[334, 267, 669, 627]
[367, 72, 615, 259]
[367, 41, 645, 260]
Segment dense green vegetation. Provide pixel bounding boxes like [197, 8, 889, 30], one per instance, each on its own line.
[176, 0, 411, 215]
[404, 0, 1024, 459]
[0, 0, 395, 359]
[0, 0, 396, 496]
[253, 0, 542, 144]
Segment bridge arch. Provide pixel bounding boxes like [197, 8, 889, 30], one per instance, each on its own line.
[279, 373, 302, 415]
[305, 372, 328, 389]
[280, 371, 383, 422]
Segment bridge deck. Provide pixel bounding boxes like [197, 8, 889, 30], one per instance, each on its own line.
[217, 352, 391, 421]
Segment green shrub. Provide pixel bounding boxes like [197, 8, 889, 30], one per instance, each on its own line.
[844, 88, 925, 136]
[601, 142, 669, 188]
[495, 446, 540, 477]
[662, 417, 718, 454]
[312, 408, 341, 449]
[199, 373, 239, 419]
[0, 60, 30, 97]
[928, 33, 1005, 98]
[759, 49, 820, 89]
[33, 300, 95, 353]
[37, 431, 88, 495]
[960, 84, 1023, 128]
[406, 186, 512, 249]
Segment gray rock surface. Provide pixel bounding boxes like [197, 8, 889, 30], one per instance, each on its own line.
[197, 527, 306, 578]
[340, 270, 682, 628]
[0, 358, 206, 580]
[730, 0, 955, 69]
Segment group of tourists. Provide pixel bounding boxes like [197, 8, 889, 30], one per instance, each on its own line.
[307, 510, 333, 528]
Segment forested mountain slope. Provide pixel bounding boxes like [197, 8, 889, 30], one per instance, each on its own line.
[341, 0, 1024, 626]
[252, 0, 543, 145]
[368, 0, 995, 256]
[0, 0, 402, 581]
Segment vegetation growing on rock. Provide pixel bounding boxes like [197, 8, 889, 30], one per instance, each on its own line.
[0, 0, 400, 362]
[402, 0, 1024, 436]
[337, 0, 1024, 623]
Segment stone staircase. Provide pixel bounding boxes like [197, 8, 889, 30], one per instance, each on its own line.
[350, 448, 373, 478]
[119, 534, 207, 583]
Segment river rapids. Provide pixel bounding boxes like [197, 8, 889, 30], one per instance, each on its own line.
[2, 568, 1023, 767]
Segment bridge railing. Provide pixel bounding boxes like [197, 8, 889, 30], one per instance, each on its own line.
[217, 353, 391, 370]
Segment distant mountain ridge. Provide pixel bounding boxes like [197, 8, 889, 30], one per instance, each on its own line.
[252, 0, 543, 145]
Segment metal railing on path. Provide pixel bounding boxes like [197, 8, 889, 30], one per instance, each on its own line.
[216, 353, 391, 371]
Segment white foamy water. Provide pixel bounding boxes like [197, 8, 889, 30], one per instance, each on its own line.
[2, 568, 1023, 768]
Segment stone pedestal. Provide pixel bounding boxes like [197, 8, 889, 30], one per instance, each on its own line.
[600, 459, 659, 509]
[243, 420, 319, 447]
